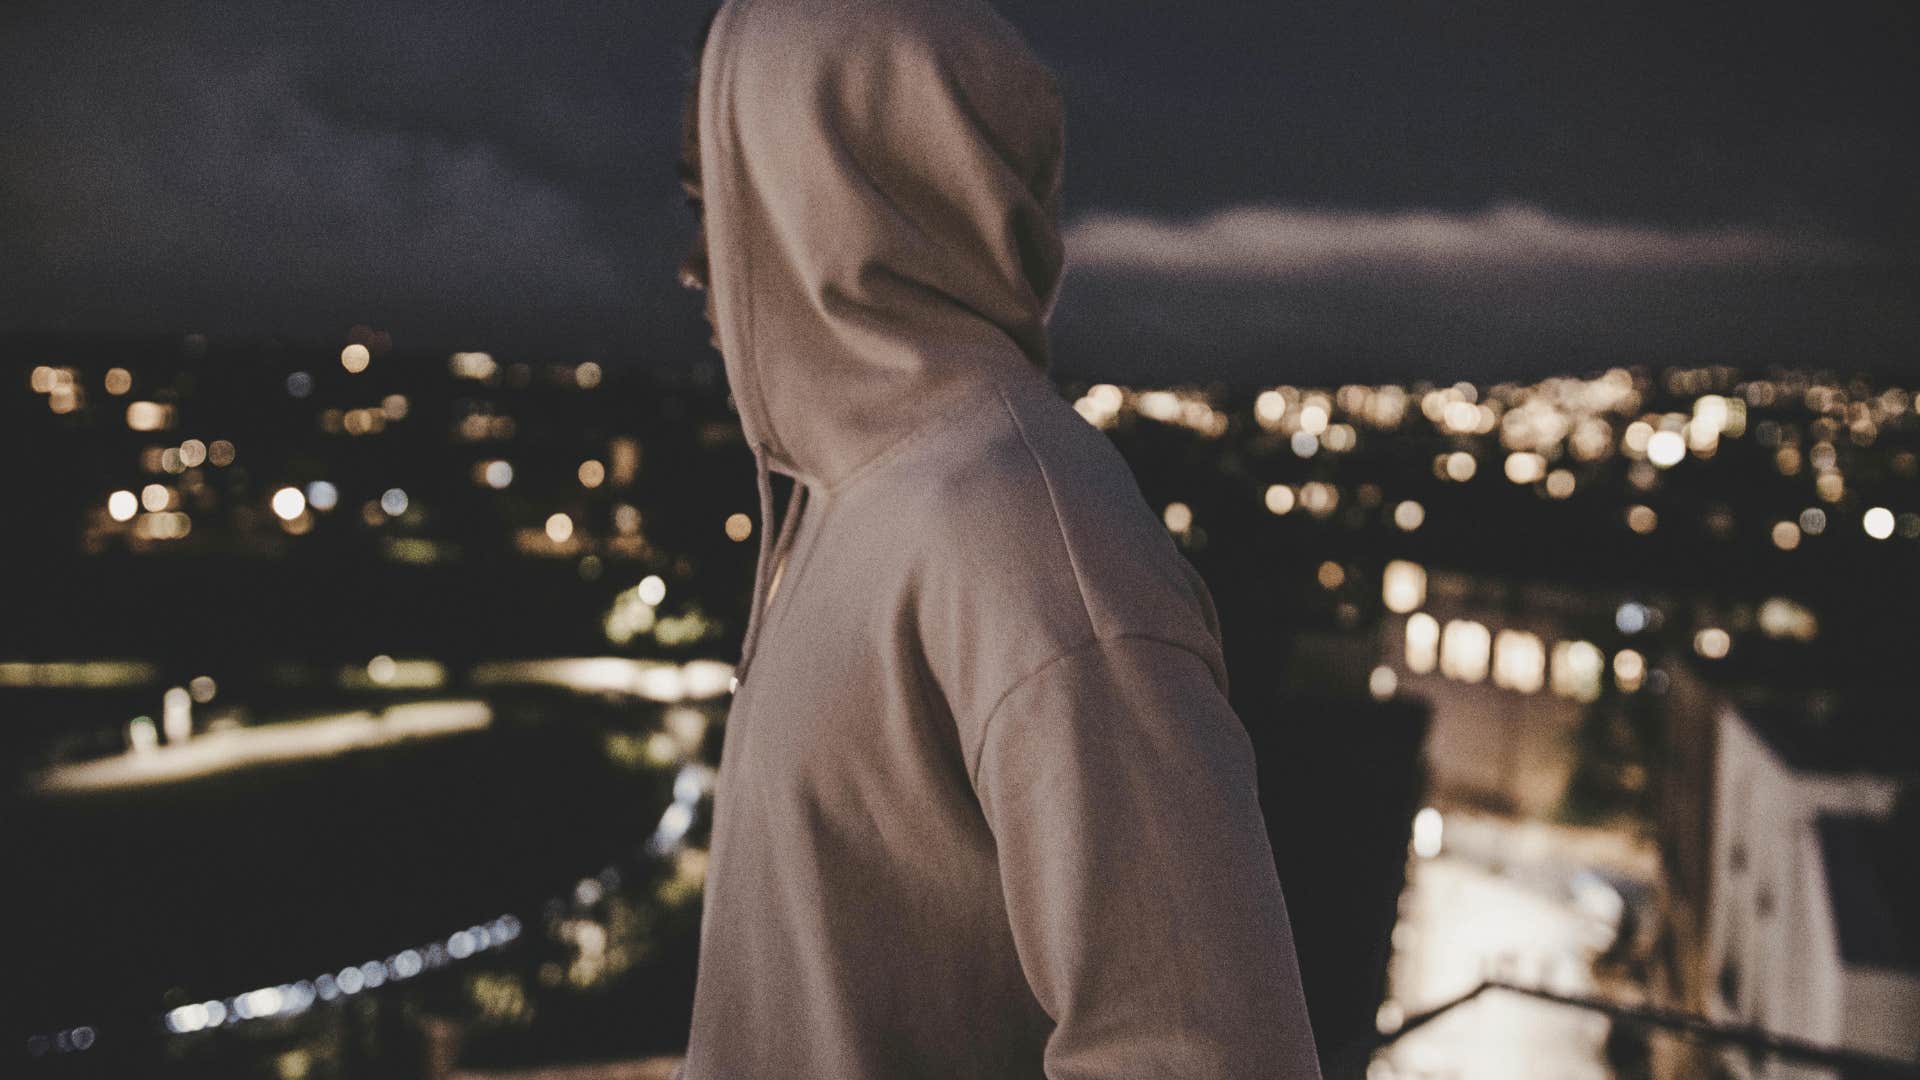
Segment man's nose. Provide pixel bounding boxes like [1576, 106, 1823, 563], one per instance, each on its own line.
[678, 246, 708, 292]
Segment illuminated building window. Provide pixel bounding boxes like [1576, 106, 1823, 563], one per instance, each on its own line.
[1411, 807, 1443, 858]
[609, 438, 642, 486]
[1381, 560, 1426, 614]
[1439, 620, 1491, 683]
[1550, 641, 1604, 703]
[162, 686, 192, 743]
[1492, 630, 1545, 693]
[126, 401, 172, 432]
[1405, 613, 1439, 674]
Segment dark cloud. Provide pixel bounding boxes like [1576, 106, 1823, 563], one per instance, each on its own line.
[0, 0, 715, 355]
[1064, 202, 1874, 278]
[1, 0, 1915, 376]
[1048, 201, 1919, 387]
[1016, 0, 1920, 247]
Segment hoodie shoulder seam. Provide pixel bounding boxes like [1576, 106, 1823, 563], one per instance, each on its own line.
[994, 384, 1098, 639]
[965, 631, 1220, 790]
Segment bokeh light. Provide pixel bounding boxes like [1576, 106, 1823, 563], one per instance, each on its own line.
[1863, 506, 1895, 540]
[271, 487, 306, 521]
[1163, 501, 1193, 535]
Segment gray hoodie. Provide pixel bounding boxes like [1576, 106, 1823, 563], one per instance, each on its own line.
[680, 0, 1322, 1075]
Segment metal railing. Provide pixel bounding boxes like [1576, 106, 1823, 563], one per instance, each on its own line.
[1330, 978, 1920, 1079]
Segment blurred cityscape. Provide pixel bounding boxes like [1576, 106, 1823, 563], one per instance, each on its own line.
[8, 329, 1918, 1078]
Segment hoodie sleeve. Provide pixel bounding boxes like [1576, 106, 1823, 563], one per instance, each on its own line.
[970, 633, 1323, 1080]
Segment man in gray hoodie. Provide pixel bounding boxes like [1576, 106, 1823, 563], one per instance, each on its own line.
[672, 1, 1322, 1076]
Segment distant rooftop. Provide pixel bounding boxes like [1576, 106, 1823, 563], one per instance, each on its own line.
[1819, 802, 1920, 971]
[1734, 694, 1920, 779]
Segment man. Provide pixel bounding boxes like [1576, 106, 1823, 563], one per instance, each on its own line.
[673, 1, 1321, 1076]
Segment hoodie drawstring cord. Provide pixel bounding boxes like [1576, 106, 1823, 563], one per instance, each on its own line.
[734, 442, 807, 690]
[735, 444, 776, 690]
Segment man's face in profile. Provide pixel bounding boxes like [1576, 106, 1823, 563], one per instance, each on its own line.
[677, 73, 720, 351]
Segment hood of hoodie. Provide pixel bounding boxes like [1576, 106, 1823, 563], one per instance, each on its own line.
[696, 0, 1067, 491]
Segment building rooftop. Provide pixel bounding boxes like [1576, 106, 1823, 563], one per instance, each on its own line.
[1819, 800, 1920, 971]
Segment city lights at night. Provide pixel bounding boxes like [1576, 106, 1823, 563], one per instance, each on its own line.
[10, 329, 1917, 1075]
[6, 0, 1918, 1076]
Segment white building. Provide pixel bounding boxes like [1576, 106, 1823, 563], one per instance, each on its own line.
[1699, 703, 1920, 1075]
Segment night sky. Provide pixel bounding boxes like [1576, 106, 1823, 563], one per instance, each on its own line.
[3, 0, 1916, 382]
